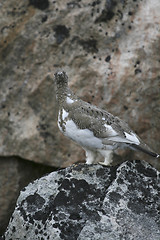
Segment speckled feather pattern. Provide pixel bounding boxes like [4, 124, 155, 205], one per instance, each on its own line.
[55, 71, 159, 165]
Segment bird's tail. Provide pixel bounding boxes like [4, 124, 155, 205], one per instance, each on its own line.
[130, 144, 159, 158]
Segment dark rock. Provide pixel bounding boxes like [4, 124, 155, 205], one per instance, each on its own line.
[95, 9, 115, 23]
[135, 68, 142, 74]
[29, 0, 49, 10]
[4, 161, 160, 240]
[54, 25, 70, 44]
[79, 38, 98, 53]
[0, 157, 56, 236]
[105, 55, 111, 62]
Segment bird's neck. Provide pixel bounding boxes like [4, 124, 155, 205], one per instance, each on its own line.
[56, 85, 72, 106]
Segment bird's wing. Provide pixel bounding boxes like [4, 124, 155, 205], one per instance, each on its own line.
[69, 101, 141, 146]
[104, 116, 140, 145]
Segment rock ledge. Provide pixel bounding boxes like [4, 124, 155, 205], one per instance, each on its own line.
[4, 160, 160, 240]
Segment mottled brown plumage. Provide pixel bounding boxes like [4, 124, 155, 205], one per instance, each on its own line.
[54, 71, 159, 165]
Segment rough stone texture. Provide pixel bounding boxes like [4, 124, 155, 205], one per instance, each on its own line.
[0, 157, 55, 236]
[4, 160, 160, 240]
[0, 0, 160, 168]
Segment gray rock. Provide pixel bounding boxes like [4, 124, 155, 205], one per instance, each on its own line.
[0, 157, 55, 236]
[4, 160, 160, 240]
[0, 0, 160, 168]
[1, 0, 160, 236]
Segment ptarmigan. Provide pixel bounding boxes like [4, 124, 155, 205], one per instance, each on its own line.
[54, 71, 159, 165]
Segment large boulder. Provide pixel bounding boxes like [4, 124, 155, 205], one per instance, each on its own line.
[4, 160, 160, 240]
[0, 157, 55, 236]
[0, 0, 160, 168]
[0, 0, 160, 236]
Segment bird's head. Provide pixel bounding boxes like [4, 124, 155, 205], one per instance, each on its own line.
[54, 71, 68, 87]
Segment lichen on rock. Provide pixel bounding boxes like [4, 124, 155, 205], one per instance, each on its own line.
[4, 161, 160, 240]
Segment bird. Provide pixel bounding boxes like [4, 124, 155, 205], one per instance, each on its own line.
[54, 71, 159, 165]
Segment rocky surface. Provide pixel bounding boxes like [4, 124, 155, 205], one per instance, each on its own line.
[0, 0, 160, 168]
[0, 0, 160, 236]
[4, 160, 160, 240]
[0, 157, 55, 236]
